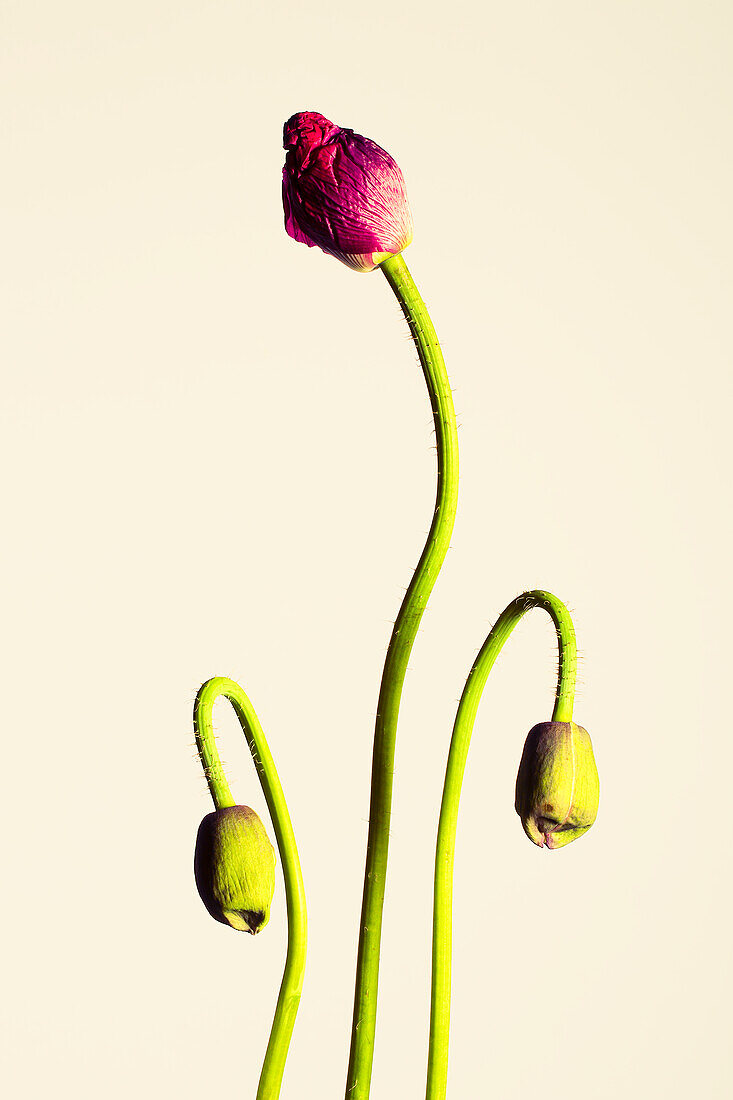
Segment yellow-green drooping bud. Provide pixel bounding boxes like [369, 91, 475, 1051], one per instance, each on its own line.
[515, 721, 599, 849]
[194, 805, 276, 933]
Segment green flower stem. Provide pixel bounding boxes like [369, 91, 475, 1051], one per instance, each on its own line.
[426, 590, 577, 1100]
[194, 676, 307, 1100]
[346, 253, 459, 1100]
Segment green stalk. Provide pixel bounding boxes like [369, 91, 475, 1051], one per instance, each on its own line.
[426, 590, 577, 1100]
[194, 676, 307, 1100]
[345, 253, 459, 1100]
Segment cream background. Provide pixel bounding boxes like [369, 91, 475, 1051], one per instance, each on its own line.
[2, 2, 731, 1097]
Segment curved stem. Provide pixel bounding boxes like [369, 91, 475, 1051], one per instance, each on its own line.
[345, 253, 459, 1100]
[194, 676, 307, 1100]
[426, 590, 577, 1100]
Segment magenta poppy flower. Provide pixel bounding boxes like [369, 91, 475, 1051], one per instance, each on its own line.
[282, 111, 413, 272]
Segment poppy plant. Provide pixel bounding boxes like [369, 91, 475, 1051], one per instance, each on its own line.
[191, 113, 599, 1100]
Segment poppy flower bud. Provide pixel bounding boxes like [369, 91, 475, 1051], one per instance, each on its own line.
[515, 722, 599, 849]
[194, 805, 276, 933]
[282, 110, 413, 272]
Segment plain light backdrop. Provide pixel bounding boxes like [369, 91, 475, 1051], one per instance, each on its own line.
[2, 2, 731, 1097]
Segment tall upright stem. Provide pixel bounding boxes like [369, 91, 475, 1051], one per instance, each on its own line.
[345, 253, 459, 1100]
[426, 590, 577, 1100]
[194, 676, 308, 1100]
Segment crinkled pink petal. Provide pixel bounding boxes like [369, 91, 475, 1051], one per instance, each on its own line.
[282, 111, 413, 272]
